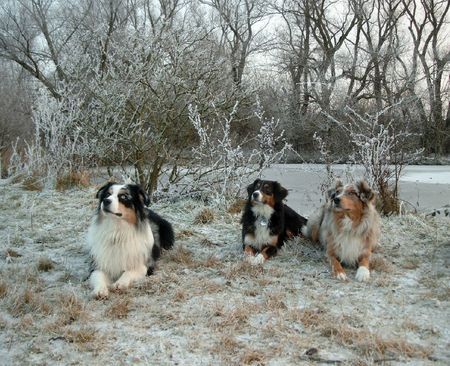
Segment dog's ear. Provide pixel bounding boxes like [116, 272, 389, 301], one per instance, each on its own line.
[135, 185, 151, 206]
[274, 182, 288, 202]
[326, 187, 336, 200]
[247, 179, 260, 196]
[95, 182, 115, 199]
[357, 180, 375, 203]
[327, 179, 342, 200]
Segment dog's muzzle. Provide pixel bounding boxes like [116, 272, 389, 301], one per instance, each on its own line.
[251, 191, 262, 202]
[101, 199, 123, 217]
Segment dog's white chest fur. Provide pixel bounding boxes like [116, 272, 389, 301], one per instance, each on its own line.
[87, 216, 154, 280]
[329, 216, 362, 265]
[246, 204, 276, 250]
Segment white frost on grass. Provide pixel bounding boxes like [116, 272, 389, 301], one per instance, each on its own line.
[0, 184, 449, 365]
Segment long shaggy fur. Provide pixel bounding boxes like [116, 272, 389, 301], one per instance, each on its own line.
[87, 182, 174, 298]
[303, 180, 380, 281]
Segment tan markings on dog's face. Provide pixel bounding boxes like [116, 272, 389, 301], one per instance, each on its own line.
[252, 181, 276, 207]
[116, 188, 137, 225]
[100, 184, 137, 225]
[334, 184, 364, 221]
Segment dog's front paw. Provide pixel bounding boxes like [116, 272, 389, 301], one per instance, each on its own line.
[355, 266, 370, 282]
[246, 253, 266, 266]
[112, 278, 130, 291]
[92, 286, 109, 299]
[335, 271, 347, 281]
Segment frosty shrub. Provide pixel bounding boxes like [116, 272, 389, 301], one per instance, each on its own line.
[322, 103, 423, 215]
[180, 100, 293, 201]
[8, 87, 94, 189]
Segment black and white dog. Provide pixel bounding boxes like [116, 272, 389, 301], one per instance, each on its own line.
[87, 182, 174, 298]
[241, 179, 307, 265]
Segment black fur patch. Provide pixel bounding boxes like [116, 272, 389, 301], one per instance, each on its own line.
[93, 182, 175, 276]
[241, 179, 307, 255]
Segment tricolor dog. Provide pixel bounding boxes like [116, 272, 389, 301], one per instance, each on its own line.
[241, 179, 307, 265]
[87, 182, 174, 298]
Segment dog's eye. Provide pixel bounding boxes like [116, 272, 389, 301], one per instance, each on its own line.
[348, 191, 357, 196]
[119, 194, 130, 201]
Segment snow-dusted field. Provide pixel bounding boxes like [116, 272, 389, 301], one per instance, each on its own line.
[1, 173, 449, 365]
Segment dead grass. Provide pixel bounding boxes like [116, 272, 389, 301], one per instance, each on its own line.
[105, 298, 131, 319]
[286, 308, 328, 329]
[370, 256, 392, 272]
[166, 245, 195, 266]
[5, 248, 21, 259]
[204, 255, 222, 268]
[227, 199, 246, 214]
[64, 326, 98, 345]
[0, 281, 7, 298]
[8, 287, 52, 317]
[218, 334, 240, 353]
[56, 170, 90, 191]
[19, 314, 34, 330]
[321, 323, 432, 359]
[37, 257, 55, 272]
[224, 261, 265, 279]
[200, 238, 219, 247]
[210, 303, 252, 331]
[241, 350, 266, 365]
[401, 257, 421, 270]
[22, 175, 43, 191]
[58, 293, 86, 325]
[173, 289, 187, 302]
[265, 293, 287, 311]
[193, 207, 215, 224]
[176, 229, 195, 239]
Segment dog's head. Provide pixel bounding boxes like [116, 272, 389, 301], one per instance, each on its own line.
[246, 179, 288, 208]
[95, 182, 149, 225]
[328, 179, 376, 214]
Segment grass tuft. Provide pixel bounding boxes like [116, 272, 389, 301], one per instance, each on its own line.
[105, 298, 131, 319]
[194, 207, 215, 224]
[9, 288, 52, 317]
[0, 281, 7, 298]
[22, 175, 43, 191]
[5, 248, 21, 258]
[56, 170, 90, 191]
[37, 257, 55, 272]
[227, 199, 246, 214]
[241, 350, 265, 365]
[176, 229, 195, 239]
[64, 326, 97, 344]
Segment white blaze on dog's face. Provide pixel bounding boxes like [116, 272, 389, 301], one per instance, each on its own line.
[247, 179, 288, 208]
[329, 180, 375, 214]
[97, 183, 140, 225]
[100, 184, 125, 215]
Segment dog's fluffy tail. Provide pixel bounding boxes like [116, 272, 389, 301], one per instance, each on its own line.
[301, 208, 325, 242]
[148, 209, 175, 250]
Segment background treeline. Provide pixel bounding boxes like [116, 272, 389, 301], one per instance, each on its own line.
[0, 0, 449, 194]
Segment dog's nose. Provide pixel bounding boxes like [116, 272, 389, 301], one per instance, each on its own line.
[333, 197, 340, 205]
[252, 192, 259, 200]
[103, 198, 112, 206]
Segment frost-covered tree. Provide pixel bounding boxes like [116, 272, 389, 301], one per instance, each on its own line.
[185, 100, 293, 199]
[322, 102, 423, 214]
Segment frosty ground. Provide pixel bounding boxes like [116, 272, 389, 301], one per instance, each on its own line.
[0, 174, 449, 365]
